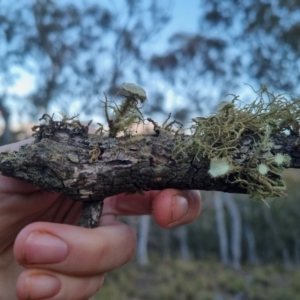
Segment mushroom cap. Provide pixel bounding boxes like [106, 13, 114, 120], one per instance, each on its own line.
[121, 83, 147, 101]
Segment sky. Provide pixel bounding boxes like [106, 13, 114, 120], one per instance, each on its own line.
[8, 0, 200, 94]
[6, 0, 201, 126]
[151, 0, 199, 52]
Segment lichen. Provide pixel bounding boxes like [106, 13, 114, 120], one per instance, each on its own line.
[29, 83, 299, 202]
[98, 85, 145, 137]
[120, 82, 147, 102]
[173, 86, 300, 201]
[89, 146, 101, 163]
[32, 113, 92, 141]
[147, 113, 183, 135]
[208, 157, 232, 178]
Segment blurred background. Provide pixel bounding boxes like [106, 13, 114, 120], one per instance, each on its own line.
[1, 0, 300, 299]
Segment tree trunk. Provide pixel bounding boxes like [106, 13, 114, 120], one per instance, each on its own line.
[244, 223, 258, 265]
[282, 246, 293, 271]
[294, 238, 300, 267]
[262, 205, 286, 263]
[161, 229, 171, 259]
[223, 193, 242, 269]
[137, 215, 151, 266]
[0, 97, 12, 145]
[213, 192, 230, 266]
[176, 225, 190, 261]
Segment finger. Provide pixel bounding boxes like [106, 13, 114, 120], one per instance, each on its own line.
[14, 220, 136, 276]
[103, 190, 158, 215]
[0, 174, 39, 194]
[0, 139, 37, 193]
[104, 189, 201, 227]
[0, 137, 34, 152]
[16, 269, 104, 300]
[152, 189, 201, 228]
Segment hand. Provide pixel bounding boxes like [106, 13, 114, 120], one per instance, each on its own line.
[0, 139, 201, 300]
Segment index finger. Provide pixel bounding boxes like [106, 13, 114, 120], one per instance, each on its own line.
[0, 138, 37, 193]
[103, 189, 201, 228]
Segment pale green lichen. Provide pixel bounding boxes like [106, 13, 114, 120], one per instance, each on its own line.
[98, 85, 145, 137]
[208, 158, 232, 178]
[147, 113, 183, 135]
[121, 82, 147, 102]
[258, 163, 269, 175]
[173, 86, 299, 201]
[272, 153, 291, 166]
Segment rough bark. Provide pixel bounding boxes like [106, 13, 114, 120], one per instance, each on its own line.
[0, 121, 299, 227]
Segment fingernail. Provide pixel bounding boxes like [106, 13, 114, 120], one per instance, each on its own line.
[169, 195, 189, 226]
[23, 274, 60, 299]
[24, 232, 68, 264]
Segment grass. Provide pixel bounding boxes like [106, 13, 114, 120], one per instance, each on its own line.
[90, 259, 300, 300]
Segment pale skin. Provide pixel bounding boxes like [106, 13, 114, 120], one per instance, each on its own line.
[0, 139, 201, 300]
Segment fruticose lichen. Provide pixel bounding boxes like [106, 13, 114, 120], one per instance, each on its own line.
[98, 83, 146, 138]
[173, 86, 300, 201]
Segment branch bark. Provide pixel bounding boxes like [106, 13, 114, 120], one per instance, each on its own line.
[0, 123, 299, 227]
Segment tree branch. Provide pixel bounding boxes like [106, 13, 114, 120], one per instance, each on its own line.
[0, 84, 299, 227]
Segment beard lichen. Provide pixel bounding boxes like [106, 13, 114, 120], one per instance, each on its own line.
[173, 86, 300, 201]
[98, 83, 146, 138]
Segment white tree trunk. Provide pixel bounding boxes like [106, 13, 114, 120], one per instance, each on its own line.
[244, 223, 258, 265]
[223, 193, 242, 269]
[176, 226, 190, 261]
[213, 192, 230, 266]
[282, 246, 292, 271]
[294, 238, 300, 267]
[137, 215, 151, 266]
[162, 229, 171, 259]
